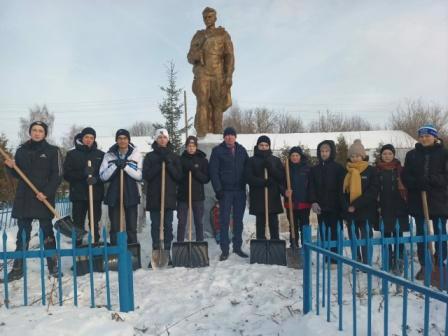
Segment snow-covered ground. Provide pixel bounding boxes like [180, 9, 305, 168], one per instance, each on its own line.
[0, 215, 445, 336]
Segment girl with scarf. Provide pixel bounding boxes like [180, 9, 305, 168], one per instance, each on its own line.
[376, 144, 408, 274]
[284, 146, 311, 247]
[343, 139, 379, 264]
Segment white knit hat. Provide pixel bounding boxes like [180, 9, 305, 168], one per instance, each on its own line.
[155, 128, 169, 140]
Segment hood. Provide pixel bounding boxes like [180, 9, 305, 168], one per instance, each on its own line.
[75, 136, 98, 152]
[317, 140, 336, 162]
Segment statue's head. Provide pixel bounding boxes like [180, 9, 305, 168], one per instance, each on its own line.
[202, 7, 217, 28]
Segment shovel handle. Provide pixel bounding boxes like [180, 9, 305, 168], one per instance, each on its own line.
[0, 147, 60, 219]
[421, 191, 435, 254]
[284, 159, 296, 242]
[264, 168, 270, 240]
[160, 162, 166, 243]
[119, 168, 125, 232]
[188, 170, 193, 242]
[87, 160, 95, 241]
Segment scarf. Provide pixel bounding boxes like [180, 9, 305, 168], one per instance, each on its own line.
[343, 161, 369, 203]
[376, 159, 407, 201]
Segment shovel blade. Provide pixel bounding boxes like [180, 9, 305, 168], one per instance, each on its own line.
[108, 243, 141, 271]
[286, 247, 303, 269]
[172, 241, 209, 268]
[151, 248, 170, 269]
[54, 216, 85, 241]
[250, 239, 287, 266]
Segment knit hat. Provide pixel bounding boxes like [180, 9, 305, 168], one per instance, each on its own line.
[289, 146, 304, 156]
[418, 124, 438, 138]
[115, 129, 130, 141]
[155, 128, 169, 140]
[185, 135, 198, 147]
[81, 127, 96, 139]
[348, 139, 366, 158]
[29, 121, 48, 136]
[223, 127, 237, 137]
[380, 144, 395, 155]
[256, 135, 271, 146]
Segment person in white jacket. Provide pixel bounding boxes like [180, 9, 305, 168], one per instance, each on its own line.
[100, 129, 142, 245]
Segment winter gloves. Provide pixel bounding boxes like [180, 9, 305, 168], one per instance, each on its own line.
[311, 203, 322, 215]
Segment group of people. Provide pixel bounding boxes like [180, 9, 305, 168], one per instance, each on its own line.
[3, 121, 448, 281]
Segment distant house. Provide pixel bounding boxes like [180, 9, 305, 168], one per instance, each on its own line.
[95, 130, 417, 163]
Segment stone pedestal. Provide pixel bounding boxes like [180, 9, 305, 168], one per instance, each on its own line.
[197, 134, 224, 238]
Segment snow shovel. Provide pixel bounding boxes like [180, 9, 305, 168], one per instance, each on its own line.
[108, 168, 141, 271]
[76, 160, 104, 275]
[421, 191, 443, 288]
[284, 160, 302, 269]
[0, 147, 84, 240]
[250, 168, 287, 266]
[151, 161, 170, 269]
[172, 171, 209, 268]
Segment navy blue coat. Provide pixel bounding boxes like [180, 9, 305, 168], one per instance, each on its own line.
[209, 141, 248, 192]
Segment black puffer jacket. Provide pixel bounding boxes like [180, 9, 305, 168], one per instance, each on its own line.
[9, 140, 62, 219]
[63, 137, 105, 201]
[377, 160, 408, 232]
[143, 142, 182, 211]
[177, 149, 210, 202]
[402, 141, 448, 217]
[342, 164, 379, 226]
[284, 155, 311, 208]
[308, 140, 346, 213]
[245, 147, 285, 215]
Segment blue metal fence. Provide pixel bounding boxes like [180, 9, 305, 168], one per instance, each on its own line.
[302, 222, 448, 336]
[0, 196, 72, 231]
[1, 227, 134, 312]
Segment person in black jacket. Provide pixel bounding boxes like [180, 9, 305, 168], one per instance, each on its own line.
[3, 121, 62, 281]
[99, 129, 142, 245]
[376, 144, 408, 274]
[209, 127, 249, 261]
[245, 135, 284, 240]
[309, 140, 346, 257]
[343, 139, 379, 265]
[402, 125, 448, 279]
[284, 146, 312, 248]
[143, 129, 182, 260]
[177, 136, 210, 242]
[63, 127, 105, 245]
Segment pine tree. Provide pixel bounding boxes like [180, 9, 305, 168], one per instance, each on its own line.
[159, 61, 183, 153]
[335, 134, 348, 166]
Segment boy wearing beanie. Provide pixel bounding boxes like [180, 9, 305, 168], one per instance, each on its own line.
[100, 129, 142, 246]
[343, 139, 379, 264]
[3, 121, 62, 281]
[143, 129, 182, 266]
[245, 135, 284, 241]
[64, 126, 104, 245]
[176, 136, 210, 242]
[402, 124, 448, 279]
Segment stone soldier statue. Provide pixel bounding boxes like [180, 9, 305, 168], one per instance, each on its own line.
[188, 7, 235, 137]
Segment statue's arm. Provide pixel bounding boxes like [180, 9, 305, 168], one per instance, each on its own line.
[187, 31, 204, 65]
[223, 32, 235, 80]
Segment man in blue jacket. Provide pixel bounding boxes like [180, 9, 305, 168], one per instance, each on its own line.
[209, 127, 249, 261]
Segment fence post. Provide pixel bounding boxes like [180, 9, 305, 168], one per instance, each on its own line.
[303, 225, 312, 314]
[117, 232, 134, 312]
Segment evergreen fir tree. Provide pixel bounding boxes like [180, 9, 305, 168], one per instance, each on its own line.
[159, 61, 183, 153]
[335, 134, 348, 166]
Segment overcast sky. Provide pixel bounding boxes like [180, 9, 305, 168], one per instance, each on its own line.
[1, 0, 447, 146]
